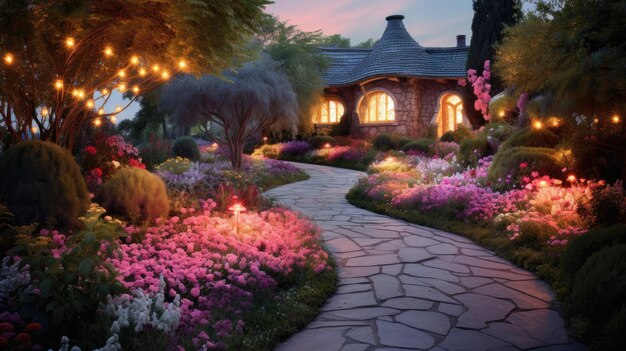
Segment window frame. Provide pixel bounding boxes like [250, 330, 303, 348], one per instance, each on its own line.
[358, 90, 397, 125]
[313, 97, 345, 125]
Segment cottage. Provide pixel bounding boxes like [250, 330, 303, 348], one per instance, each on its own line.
[315, 15, 471, 138]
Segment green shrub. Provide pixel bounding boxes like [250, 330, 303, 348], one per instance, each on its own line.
[459, 136, 491, 166]
[440, 131, 456, 142]
[499, 126, 560, 151]
[401, 138, 435, 155]
[98, 167, 170, 223]
[440, 125, 474, 144]
[139, 138, 173, 171]
[0, 141, 90, 229]
[396, 136, 413, 149]
[482, 122, 516, 143]
[372, 134, 397, 151]
[329, 114, 351, 136]
[517, 221, 557, 250]
[589, 184, 626, 225]
[560, 224, 626, 283]
[605, 304, 626, 351]
[308, 135, 336, 149]
[488, 147, 563, 186]
[155, 157, 193, 175]
[172, 136, 200, 161]
[571, 244, 626, 326]
[252, 144, 281, 159]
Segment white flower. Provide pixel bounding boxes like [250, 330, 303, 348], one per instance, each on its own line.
[111, 160, 121, 169]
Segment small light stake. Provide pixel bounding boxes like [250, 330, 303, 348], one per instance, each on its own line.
[228, 199, 247, 234]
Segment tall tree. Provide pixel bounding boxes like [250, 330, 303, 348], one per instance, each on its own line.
[160, 58, 298, 169]
[464, 0, 522, 126]
[495, 0, 626, 182]
[320, 34, 351, 48]
[0, 0, 268, 149]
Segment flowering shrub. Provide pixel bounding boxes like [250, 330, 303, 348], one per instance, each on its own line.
[460, 60, 492, 121]
[430, 141, 460, 159]
[280, 141, 312, 158]
[109, 203, 330, 346]
[82, 134, 145, 191]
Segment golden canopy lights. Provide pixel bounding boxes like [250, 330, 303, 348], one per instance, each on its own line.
[178, 60, 187, 70]
[612, 115, 621, 124]
[115, 105, 122, 113]
[139, 68, 147, 77]
[97, 108, 105, 115]
[101, 88, 109, 95]
[152, 64, 160, 72]
[118, 83, 127, 92]
[65, 37, 75, 48]
[533, 121, 543, 129]
[132, 85, 140, 94]
[130, 55, 140, 65]
[161, 71, 170, 80]
[72, 89, 85, 99]
[110, 115, 117, 123]
[86, 100, 94, 108]
[104, 47, 114, 57]
[118, 69, 126, 78]
[93, 118, 102, 127]
[54, 80, 64, 90]
[40, 107, 49, 117]
[4, 53, 13, 65]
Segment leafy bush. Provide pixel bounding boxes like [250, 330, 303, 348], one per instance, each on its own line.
[560, 224, 626, 283]
[605, 304, 626, 351]
[252, 144, 281, 159]
[431, 141, 460, 158]
[280, 141, 312, 158]
[459, 137, 491, 166]
[172, 136, 200, 161]
[308, 135, 336, 149]
[98, 167, 170, 223]
[401, 138, 435, 155]
[571, 245, 626, 327]
[396, 136, 413, 149]
[517, 220, 557, 250]
[156, 157, 193, 175]
[0, 141, 90, 229]
[329, 113, 351, 136]
[439, 125, 473, 143]
[372, 134, 396, 151]
[139, 138, 172, 171]
[488, 147, 563, 187]
[588, 183, 626, 225]
[499, 126, 560, 151]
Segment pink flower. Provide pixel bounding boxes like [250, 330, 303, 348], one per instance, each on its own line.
[85, 145, 97, 155]
[519, 162, 528, 169]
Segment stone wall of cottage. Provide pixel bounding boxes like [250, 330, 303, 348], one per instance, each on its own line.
[323, 77, 463, 139]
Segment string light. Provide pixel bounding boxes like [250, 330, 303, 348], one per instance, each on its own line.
[101, 88, 109, 95]
[54, 80, 64, 90]
[161, 70, 170, 80]
[138, 68, 147, 77]
[93, 118, 102, 127]
[86, 100, 94, 108]
[117, 83, 126, 92]
[115, 105, 122, 113]
[104, 46, 113, 57]
[130, 55, 139, 65]
[132, 85, 140, 94]
[110, 115, 117, 123]
[40, 107, 49, 117]
[118, 69, 126, 78]
[97, 108, 105, 115]
[152, 64, 160, 72]
[551, 118, 560, 127]
[178, 59, 187, 69]
[72, 89, 85, 99]
[612, 115, 621, 124]
[65, 37, 75, 48]
[31, 126, 38, 134]
[4, 53, 13, 65]
[533, 120, 543, 129]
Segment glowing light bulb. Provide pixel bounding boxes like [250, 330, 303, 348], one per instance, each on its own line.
[77, 89, 85, 99]
[86, 100, 94, 108]
[499, 110, 505, 117]
[593, 118, 599, 124]
[71, 89, 79, 97]
[385, 156, 395, 162]
[117, 83, 126, 92]
[4, 53, 13, 65]
[152, 64, 160, 72]
[262, 136, 268, 142]
[161, 70, 170, 80]
[97, 108, 105, 115]
[551, 119, 560, 127]
[101, 88, 109, 95]
[538, 180, 548, 188]
[104, 46, 113, 56]
[130, 55, 139, 65]
[115, 105, 122, 112]
[324, 143, 331, 149]
[31, 126, 38, 134]
[110, 115, 117, 123]
[178, 60, 187, 69]
[54, 80, 64, 90]
[118, 69, 126, 78]
[93, 118, 102, 127]
[138, 68, 147, 76]
[132, 85, 140, 94]
[612, 115, 620, 124]
[533, 121, 543, 129]
[567, 174, 576, 182]
[65, 37, 75, 48]
[40, 107, 49, 117]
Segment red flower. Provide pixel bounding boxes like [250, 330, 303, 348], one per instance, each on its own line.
[519, 162, 528, 169]
[85, 145, 97, 155]
[25, 323, 41, 332]
[91, 168, 103, 177]
[0, 322, 13, 332]
[128, 158, 145, 169]
[14, 332, 30, 344]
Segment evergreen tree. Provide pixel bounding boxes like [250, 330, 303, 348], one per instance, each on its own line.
[464, 0, 522, 126]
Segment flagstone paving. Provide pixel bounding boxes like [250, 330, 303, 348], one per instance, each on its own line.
[266, 163, 585, 351]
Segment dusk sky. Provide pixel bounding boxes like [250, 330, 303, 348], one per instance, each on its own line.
[112, 0, 475, 124]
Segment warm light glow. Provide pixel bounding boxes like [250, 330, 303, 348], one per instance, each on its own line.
[4, 53, 13, 65]
[65, 37, 75, 48]
[130, 55, 139, 65]
[118, 69, 126, 78]
[72, 89, 85, 99]
[97, 108, 105, 115]
[533, 121, 543, 129]
[550, 118, 560, 127]
[40, 107, 49, 117]
[363, 91, 395, 123]
[54, 80, 64, 90]
[117, 83, 126, 92]
[593, 118, 599, 124]
[567, 175, 576, 182]
[178, 60, 187, 69]
[499, 110, 505, 117]
[139, 68, 147, 76]
[93, 118, 102, 127]
[101, 88, 109, 95]
[324, 143, 331, 149]
[228, 203, 247, 214]
[110, 115, 117, 123]
[86, 100, 94, 108]
[538, 180, 548, 188]
[612, 115, 620, 124]
[262, 136, 268, 142]
[132, 85, 140, 94]
[104, 47, 113, 56]
[385, 156, 395, 162]
[161, 70, 170, 80]
[31, 126, 38, 134]
[115, 105, 122, 113]
[152, 64, 160, 72]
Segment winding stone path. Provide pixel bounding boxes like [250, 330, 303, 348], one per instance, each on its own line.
[267, 163, 584, 351]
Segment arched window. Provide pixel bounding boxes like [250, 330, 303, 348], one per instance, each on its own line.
[437, 94, 464, 136]
[313, 97, 345, 124]
[361, 91, 395, 123]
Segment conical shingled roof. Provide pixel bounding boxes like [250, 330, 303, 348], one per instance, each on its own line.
[319, 15, 468, 87]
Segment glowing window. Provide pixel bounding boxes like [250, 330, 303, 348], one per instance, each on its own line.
[438, 94, 464, 136]
[361, 91, 395, 123]
[313, 98, 345, 124]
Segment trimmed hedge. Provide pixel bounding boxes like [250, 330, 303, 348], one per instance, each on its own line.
[401, 138, 435, 155]
[499, 126, 560, 151]
[488, 146, 563, 186]
[372, 134, 396, 151]
[173, 136, 200, 161]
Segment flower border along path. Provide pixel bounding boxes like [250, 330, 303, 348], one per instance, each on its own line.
[266, 162, 584, 351]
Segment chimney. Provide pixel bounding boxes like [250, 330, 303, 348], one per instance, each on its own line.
[386, 14, 405, 22]
[456, 35, 466, 47]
